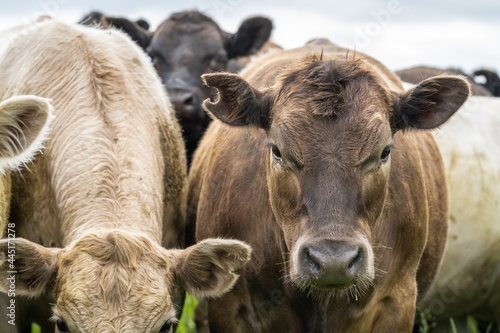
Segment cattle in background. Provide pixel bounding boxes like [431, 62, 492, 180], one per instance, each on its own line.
[0, 19, 251, 332]
[0, 96, 53, 238]
[396, 66, 492, 96]
[79, 10, 153, 50]
[473, 68, 500, 97]
[227, 40, 283, 73]
[148, 10, 274, 163]
[187, 38, 469, 332]
[420, 96, 500, 331]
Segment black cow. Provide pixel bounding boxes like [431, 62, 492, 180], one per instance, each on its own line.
[147, 10, 273, 163]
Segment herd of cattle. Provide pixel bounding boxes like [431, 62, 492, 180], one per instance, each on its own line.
[0, 9, 498, 333]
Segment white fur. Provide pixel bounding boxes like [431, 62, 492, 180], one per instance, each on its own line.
[423, 96, 500, 317]
[0, 95, 54, 173]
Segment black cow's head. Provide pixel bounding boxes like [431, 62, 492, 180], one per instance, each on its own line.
[148, 10, 273, 161]
[79, 11, 153, 50]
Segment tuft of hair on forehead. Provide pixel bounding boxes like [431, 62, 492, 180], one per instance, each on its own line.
[63, 231, 167, 269]
[58, 232, 170, 307]
[275, 53, 372, 118]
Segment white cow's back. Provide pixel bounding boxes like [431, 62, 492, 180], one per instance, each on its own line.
[424, 96, 500, 320]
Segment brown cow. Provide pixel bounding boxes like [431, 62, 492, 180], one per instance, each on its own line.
[188, 39, 470, 332]
[396, 65, 492, 96]
[0, 96, 53, 237]
[0, 19, 251, 332]
[148, 10, 274, 163]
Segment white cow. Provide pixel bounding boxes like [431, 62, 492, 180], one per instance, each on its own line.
[421, 95, 500, 330]
[0, 18, 251, 332]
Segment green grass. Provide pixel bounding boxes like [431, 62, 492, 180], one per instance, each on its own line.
[32, 323, 41, 333]
[417, 308, 436, 332]
[176, 293, 198, 333]
[418, 308, 496, 333]
[466, 316, 481, 333]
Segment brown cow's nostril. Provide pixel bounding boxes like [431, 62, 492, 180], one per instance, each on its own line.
[303, 248, 321, 275]
[348, 247, 364, 271]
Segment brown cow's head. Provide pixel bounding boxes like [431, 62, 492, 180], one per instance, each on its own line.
[202, 55, 469, 296]
[0, 232, 250, 332]
[147, 10, 273, 160]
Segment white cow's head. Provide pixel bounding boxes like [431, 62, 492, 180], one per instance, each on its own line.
[0, 233, 251, 332]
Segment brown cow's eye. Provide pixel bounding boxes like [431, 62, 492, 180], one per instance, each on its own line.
[271, 145, 282, 161]
[159, 321, 172, 332]
[56, 319, 70, 333]
[380, 146, 391, 162]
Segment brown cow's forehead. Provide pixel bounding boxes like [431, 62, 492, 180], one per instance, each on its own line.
[271, 109, 391, 169]
[272, 55, 392, 115]
[270, 61, 393, 169]
[54, 232, 178, 330]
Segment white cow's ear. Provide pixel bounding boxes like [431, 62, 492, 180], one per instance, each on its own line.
[0, 238, 61, 297]
[392, 76, 470, 130]
[0, 95, 54, 171]
[175, 238, 252, 298]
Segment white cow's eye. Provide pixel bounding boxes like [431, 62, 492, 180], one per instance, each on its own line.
[271, 145, 282, 161]
[56, 319, 70, 333]
[159, 321, 172, 333]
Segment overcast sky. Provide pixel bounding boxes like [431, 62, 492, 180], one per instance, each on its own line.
[1, 0, 499, 74]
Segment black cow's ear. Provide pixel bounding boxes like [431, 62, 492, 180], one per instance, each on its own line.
[78, 11, 104, 26]
[202, 73, 271, 128]
[103, 16, 153, 50]
[135, 18, 150, 30]
[392, 76, 470, 131]
[225, 17, 273, 59]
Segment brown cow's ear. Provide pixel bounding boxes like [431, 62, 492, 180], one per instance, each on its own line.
[202, 73, 271, 128]
[0, 238, 61, 297]
[393, 76, 470, 130]
[175, 238, 252, 298]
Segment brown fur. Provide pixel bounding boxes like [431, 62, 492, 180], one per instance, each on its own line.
[0, 19, 250, 332]
[189, 39, 470, 332]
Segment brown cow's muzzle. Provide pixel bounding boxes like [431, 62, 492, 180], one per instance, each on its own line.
[293, 238, 374, 290]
